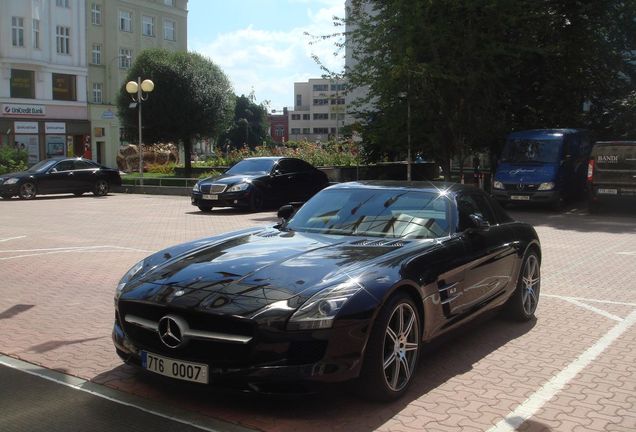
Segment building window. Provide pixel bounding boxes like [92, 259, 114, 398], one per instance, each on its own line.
[291, 114, 300, 120]
[330, 83, 346, 91]
[56, 26, 70, 54]
[164, 0, 175, 6]
[91, 44, 102, 64]
[119, 48, 132, 68]
[302, 128, 311, 134]
[92, 83, 103, 103]
[290, 128, 300, 134]
[295, 94, 302, 107]
[330, 98, 345, 105]
[275, 126, 284, 137]
[32, 19, 40, 49]
[163, 19, 175, 40]
[313, 84, 328, 92]
[313, 99, 328, 105]
[119, 10, 132, 32]
[302, 114, 310, 120]
[142, 15, 155, 36]
[91, 3, 102, 25]
[12, 17, 24, 47]
[313, 128, 329, 134]
[313, 113, 329, 120]
[10, 69, 35, 99]
[330, 113, 345, 120]
[56, 0, 70, 7]
[52, 73, 76, 101]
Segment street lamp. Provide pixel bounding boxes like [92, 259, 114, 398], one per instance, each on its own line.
[126, 77, 154, 186]
[399, 83, 412, 182]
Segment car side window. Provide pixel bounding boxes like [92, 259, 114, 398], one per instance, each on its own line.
[74, 160, 96, 170]
[277, 159, 302, 174]
[456, 194, 496, 231]
[54, 161, 74, 172]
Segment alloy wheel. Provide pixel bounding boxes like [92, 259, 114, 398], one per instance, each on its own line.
[521, 255, 540, 315]
[382, 302, 419, 392]
[19, 183, 36, 199]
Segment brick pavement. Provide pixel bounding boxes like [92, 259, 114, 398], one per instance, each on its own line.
[0, 194, 634, 431]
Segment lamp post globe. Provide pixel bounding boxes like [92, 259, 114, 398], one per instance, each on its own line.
[140, 79, 154, 93]
[125, 81, 138, 94]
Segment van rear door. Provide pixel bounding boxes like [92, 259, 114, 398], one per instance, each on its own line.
[592, 142, 636, 186]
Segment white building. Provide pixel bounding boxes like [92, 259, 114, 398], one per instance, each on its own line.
[288, 78, 347, 142]
[0, 0, 89, 164]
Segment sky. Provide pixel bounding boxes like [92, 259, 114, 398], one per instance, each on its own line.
[187, 0, 346, 112]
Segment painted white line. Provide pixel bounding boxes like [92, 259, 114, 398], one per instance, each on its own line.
[0, 236, 26, 243]
[0, 245, 149, 253]
[545, 295, 624, 322]
[542, 294, 636, 307]
[0, 355, 253, 432]
[488, 309, 636, 432]
[0, 245, 152, 260]
[617, 251, 636, 257]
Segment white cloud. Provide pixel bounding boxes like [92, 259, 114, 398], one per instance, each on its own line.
[190, 1, 345, 110]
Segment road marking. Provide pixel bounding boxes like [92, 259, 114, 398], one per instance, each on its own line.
[617, 251, 636, 257]
[0, 245, 151, 260]
[0, 236, 26, 243]
[488, 309, 636, 432]
[544, 294, 624, 322]
[0, 355, 254, 432]
[542, 294, 636, 307]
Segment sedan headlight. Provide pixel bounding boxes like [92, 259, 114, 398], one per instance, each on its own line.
[538, 182, 555, 191]
[4, 178, 19, 185]
[192, 182, 201, 192]
[227, 182, 249, 192]
[493, 180, 504, 190]
[115, 259, 145, 299]
[287, 281, 364, 330]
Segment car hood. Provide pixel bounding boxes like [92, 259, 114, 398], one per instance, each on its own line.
[495, 162, 558, 183]
[200, 173, 269, 185]
[120, 227, 437, 317]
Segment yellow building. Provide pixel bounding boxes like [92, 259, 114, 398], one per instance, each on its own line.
[85, 0, 187, 168]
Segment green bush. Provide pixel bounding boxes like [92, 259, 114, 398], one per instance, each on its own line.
[146, 162, 176, 175]
[0, 146, 28, 175]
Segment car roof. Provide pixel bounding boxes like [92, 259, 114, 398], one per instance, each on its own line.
[507, 129, 584, 139]
[327, 180, 480, 196]
[594, 141, 636, 146]
[244, 156, 285, 161]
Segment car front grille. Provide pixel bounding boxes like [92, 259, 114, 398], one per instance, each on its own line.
[201, 184, 227, 194]
[504, 183, 540, 191]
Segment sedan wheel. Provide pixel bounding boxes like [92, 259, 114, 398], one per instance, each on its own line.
[505, 250, 540, 321]
[18, 182, 36, 200]
[358, 292, 420, 401]
[93, 179, 109, 196]
[248, 189, 264, 212]
[198, 204, 213, 212]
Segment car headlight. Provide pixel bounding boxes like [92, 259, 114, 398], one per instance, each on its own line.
[115, 259, 145, 299]
[538, 182, 555, 191]
[227, 182, 249, 192]
[493, 180, 504, 190]
[4, 178, 19, 185]
[193, 182, 201, 192]
[287, 281, 364, 330]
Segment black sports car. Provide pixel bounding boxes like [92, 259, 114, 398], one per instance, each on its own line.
[191, 156, 329, 212]
[113, 181, 541, 400]
[0, 157, 122, 200]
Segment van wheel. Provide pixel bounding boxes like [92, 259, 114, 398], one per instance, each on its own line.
[550, 194, 563, 212]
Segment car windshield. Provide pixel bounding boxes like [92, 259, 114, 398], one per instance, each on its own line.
[501, 138, 562, 164]
[226, 159, 275, 175]
[27, 159, 58, 172]
[286, 188, 451, 239]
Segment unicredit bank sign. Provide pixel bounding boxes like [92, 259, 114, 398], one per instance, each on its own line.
[2, 103, 46, 116]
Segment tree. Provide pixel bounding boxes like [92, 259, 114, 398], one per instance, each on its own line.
[219, 94, 269, 149]
[117, 49, 235, 177]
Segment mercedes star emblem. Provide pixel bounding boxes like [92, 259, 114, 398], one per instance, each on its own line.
[157, 315, 188, 348]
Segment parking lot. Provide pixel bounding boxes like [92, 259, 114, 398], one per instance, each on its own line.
[1, 193, 635, 432]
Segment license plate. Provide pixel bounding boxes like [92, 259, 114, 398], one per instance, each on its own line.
[510, 195, 530, 201]
[202, 194, 218, 200]
[141, 351, 208, 384]
[597, 188, 617, 195]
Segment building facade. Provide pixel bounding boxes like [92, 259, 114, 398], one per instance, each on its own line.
[287, 78, 347, 142]
[86, 0, 187, 167]
[268, 107, 288, 144]
[0, 0, 89, 165]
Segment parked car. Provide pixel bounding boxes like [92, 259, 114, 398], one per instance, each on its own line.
[113, 181, 541, 401]
[587, 141, 636, 211]
[491, 129, 591, 209]
[0, 157, 122, 200]
[191, 156, 329, 212]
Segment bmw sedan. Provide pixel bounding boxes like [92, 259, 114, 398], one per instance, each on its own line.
[191, 157, 329, 212]
[0, 157, 122, 200]
[113, 181, 541, 401]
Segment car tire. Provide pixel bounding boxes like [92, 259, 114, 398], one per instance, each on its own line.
[18, 182, 37, 200]
[74, 191, 84, 197]
[93, 179, 109, 196]
[198, 204, 213, 212]
[357, 292, 421, 402]
[550, 194, 563, 212]
[504, 249, 540, 321]
[249, 189, 264, 212]
[588, 200, 600, 214]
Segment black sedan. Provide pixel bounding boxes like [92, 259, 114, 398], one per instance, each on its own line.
[0, 157, 122, 200]
[113, 181, 541, 400]
[191, 156, 329, 212]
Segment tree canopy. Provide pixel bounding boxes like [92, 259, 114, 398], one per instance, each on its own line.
[345, 0, 636, 177]
[219, 94, 270, 149]
[117, 49, 235, 176]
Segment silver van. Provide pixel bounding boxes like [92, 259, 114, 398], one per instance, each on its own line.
[587, 141, 636, 211]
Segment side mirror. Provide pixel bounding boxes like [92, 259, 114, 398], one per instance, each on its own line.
[49, 168, 58, 173]
[468, 213, 490, 230]
[277, 204, 295, 222]
[271, 169, 281, 177]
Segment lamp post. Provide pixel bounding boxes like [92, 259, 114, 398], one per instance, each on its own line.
[399, 79, 412, 182]
[125, 77, 154, 186]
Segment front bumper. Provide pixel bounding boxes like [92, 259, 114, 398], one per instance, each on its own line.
[191, 190, 251, 208]
[491, 188, 559, 204]
[589, 184, 636, 203]
[112, 311, 368, 386]
[0, 183, 20, 196]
